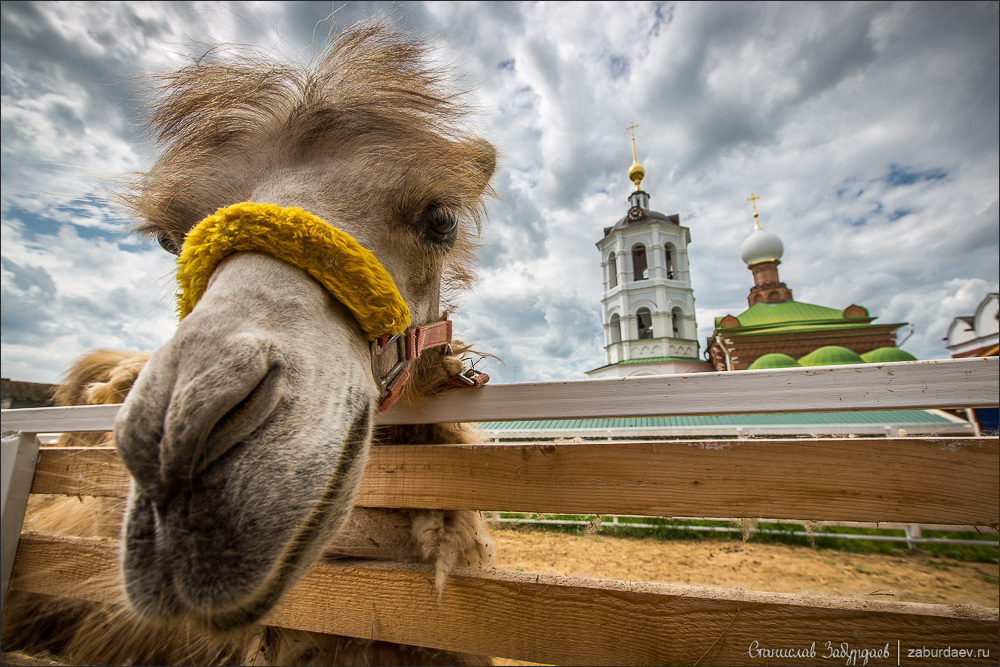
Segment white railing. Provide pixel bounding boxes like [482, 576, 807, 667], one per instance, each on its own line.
[4, 358, 997, 431]
[491, 514, 999, 550]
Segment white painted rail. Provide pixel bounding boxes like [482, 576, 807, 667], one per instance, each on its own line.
[2, 357, 997, 432]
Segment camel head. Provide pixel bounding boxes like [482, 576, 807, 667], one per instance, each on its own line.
[113, 24, 495, 631]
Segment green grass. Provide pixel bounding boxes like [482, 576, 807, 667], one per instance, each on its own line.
[493, 514, 999, 563]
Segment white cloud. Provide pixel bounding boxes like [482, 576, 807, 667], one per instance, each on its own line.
[2, 211, 177, 382]
[1, 1, 997, 387]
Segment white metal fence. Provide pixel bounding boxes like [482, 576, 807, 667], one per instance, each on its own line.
[491, 514, 999, 550]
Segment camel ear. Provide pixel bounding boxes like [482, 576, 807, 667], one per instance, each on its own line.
[463, 137, 496, 193]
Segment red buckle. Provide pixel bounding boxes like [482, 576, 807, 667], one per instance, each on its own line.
[371, 332, 407, 396]
[449, 367, 490, 387]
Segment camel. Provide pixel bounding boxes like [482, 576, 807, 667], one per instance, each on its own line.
[3, 22, 498, 665]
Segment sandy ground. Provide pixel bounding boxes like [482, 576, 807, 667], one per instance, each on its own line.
[491, 526, 999, 607]
[490, 527, 998, 665]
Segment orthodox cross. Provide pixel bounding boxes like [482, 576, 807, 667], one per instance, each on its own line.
[627, 122, 640, 160]
[747, 192, 762, 229]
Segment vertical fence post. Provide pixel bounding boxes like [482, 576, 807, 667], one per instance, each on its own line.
[965, 408, 983, 437]
[906, 524, 922, 551]
[1, 432, 40, 612]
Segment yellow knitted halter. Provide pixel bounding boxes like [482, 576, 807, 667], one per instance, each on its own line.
[175, 202, 410, 340]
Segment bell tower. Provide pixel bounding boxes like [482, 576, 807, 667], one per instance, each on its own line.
[587, 125, 710, 378]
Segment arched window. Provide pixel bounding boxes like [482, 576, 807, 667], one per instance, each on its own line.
[607, 252, 618, 288]
[636, 307, 653, 339]
[664, 244, 676, 280]
[632, 244, 648, 280]
[610, 313, 622, 343]
[671, 307, 684, 338]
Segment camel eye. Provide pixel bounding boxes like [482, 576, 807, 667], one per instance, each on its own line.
[157, 232, 181, 256]
[425, 208, 458, 243]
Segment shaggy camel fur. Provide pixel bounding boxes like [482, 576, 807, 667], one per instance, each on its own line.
[3, 22, 497, 665]
[52, 349, 151, 447]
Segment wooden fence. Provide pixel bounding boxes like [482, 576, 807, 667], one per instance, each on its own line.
[2, 357, 998, 665]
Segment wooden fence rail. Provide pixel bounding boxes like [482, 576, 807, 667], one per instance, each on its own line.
[10, 533, 997, 667]
[23, 438, 1000, 526]
[3, 357, 998, 665]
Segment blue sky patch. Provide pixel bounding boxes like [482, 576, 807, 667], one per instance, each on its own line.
[7, 204, 133, 247]
[883, 164, 948, 187]
[608, 55, 630, 80]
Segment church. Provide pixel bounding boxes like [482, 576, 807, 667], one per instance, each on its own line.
[706, 194, 915, 372]
[586, 129, 916, 378]
[478, 129, 967, 440]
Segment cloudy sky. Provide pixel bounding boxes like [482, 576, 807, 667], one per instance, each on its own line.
[2, 1, 998, 385]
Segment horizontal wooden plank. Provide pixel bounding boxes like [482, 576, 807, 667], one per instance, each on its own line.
[10, 534, 998, 666]
[382, 357, 1000, 425]
[358, 437, 1000, 526]
[28, 447, 130, 498]
[3, 358, 997, 431]
[28, 438, 1000, 526]
[1, 404, 119, 434]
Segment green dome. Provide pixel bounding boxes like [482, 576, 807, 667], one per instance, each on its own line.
[747, 353, 801, 370]
[861, 347, 918, 363]
[798, 345, 865, 367]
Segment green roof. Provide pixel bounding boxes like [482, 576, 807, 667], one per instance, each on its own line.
[587, 356, 704, 373]
[478, 409, 967, 437]
[861, 347, 918, 363]
[714, 300, 875, 332]
[727, 321, 885, 336]
[615, 356, 702, 365]
[798, 345, 865, 366]
[747, 353, 800, 370]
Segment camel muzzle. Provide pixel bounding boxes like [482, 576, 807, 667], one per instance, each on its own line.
[112, 202, 487, 628]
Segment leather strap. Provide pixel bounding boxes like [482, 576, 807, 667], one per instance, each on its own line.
[378, 366, 411, 413]
[375, 320, 484, 413]
[404, 321, 452, 361]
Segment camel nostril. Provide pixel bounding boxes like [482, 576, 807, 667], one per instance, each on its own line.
[157, 353, 286, 497]
[199, 364, 286, 472]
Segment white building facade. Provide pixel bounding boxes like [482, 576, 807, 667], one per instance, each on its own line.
[587, 145, 711, 378]
[946, 292, 999, 358]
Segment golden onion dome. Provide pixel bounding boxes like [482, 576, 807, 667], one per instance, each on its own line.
[628, 158, 645, 190]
